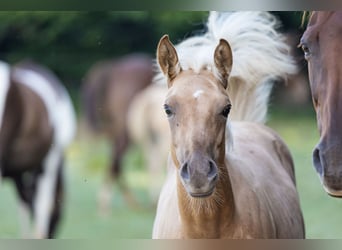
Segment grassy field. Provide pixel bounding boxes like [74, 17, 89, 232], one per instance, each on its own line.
[1, 104, 342, 239]
[268, 105, 342, 239]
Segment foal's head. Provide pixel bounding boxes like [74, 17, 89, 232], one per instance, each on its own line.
[157, 35, 232, 198]
[300, 12, 342, 196]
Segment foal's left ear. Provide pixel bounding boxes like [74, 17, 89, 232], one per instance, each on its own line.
[214, 39, 233, 89]
[157, 35, 182, 88]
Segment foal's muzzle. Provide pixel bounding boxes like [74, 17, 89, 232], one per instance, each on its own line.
[179, 158, 218, 198]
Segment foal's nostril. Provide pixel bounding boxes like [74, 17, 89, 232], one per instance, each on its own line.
[313, 147, 323, 176]
[180, 163, 190, 181]
[208, 160, 217, 180]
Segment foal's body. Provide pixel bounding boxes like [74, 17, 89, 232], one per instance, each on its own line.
[153, 122, 303, 238]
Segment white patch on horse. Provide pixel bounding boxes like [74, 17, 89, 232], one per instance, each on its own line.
[13, 66, 76, 238]
[0, 61, 10, 132]
[13, 69, 76, 147]
[33, 144, 61, 238]
[193, 89, 204, 99]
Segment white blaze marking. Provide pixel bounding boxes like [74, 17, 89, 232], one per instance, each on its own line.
[0, 61, 10, 132]
[193, 89, 204, 99]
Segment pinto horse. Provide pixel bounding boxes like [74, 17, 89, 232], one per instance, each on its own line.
[0, 60, 76, 238]
[82, 54, 153, 212]
[299, 11, 342, 197]
[152, 12, 305, 239]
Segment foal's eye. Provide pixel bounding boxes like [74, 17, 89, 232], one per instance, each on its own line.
[164, 104, 173, 117]
[221, 104, 231, 118]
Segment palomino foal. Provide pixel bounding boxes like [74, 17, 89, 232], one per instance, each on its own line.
[152, 36, 305, 239]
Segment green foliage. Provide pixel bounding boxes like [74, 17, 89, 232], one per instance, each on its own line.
[0, 11, 302, 90]
[0, 11, 208, 91]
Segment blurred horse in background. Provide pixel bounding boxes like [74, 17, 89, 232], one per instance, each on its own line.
[127, 82, 169, 203]
[0, 60, 76, 238]
[82, 53, 153, 213]
[299, 11, 342, 196]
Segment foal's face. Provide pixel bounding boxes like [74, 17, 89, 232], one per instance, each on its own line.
[300, 11, 342, 196]
[165, 71, 231, 197]
[157, 35, 233, 198]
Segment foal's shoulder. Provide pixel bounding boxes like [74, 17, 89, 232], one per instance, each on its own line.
[230, 121, 295, 182]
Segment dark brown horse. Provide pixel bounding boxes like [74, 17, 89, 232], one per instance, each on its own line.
[0, 60, 76, 238]
[82, 53, 153, 213]
[299, 11, 342, 196]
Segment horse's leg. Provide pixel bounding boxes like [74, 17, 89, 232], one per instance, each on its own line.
[112, 133, 139, 207]
[47, 158, 64, 238]
[33, 145, 61, 238]
[97, 174, 113, 216]
[17, 200, 31, 238]
[13, 173, 38, 238]
[98, 132, 136, 214]
[13, 177, 32, 238]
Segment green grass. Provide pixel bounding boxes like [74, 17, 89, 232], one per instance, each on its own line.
[1, 105, 342, 239]
[268, 105, 342, 239]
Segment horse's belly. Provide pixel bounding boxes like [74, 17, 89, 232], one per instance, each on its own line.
[4, 129, 53, 173]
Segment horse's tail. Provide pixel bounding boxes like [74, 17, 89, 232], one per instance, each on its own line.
[207, 12, 297, 123]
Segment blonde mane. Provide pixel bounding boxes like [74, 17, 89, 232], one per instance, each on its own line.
[155, 11, 297, 123]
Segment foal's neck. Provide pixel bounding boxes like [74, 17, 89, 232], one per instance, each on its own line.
[176, 161, 235, 238]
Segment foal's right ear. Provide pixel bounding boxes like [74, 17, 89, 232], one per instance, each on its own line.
[214, 39, 233, 89]
[157, 35, 182, 88]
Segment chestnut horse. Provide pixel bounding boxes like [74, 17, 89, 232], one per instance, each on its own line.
[299, 11, 342, 197]
[152, 12, 305, 239]
[82, 54, 153, 212]
[0, 60, 76, 238]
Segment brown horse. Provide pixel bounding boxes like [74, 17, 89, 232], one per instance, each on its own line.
[152, 12, 305, 239]
[299, 11, 342, 196]
[0, 60, 76, 238]
[82, 53, 153, 212]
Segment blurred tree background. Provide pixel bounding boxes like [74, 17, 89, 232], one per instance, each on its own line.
[0, 11, 305, 111]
